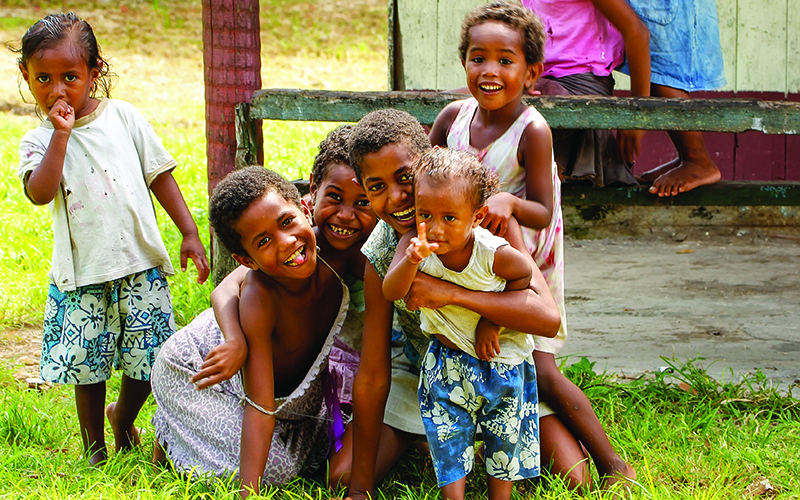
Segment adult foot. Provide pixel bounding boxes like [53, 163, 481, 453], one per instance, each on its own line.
[636, 157, 680, 183]
[153, 439, 168, 465]
[599, 458, 636, 490]
[86, 446, 108, 467]
[106, 402, 140, 452]
[649, 158, 721, 197]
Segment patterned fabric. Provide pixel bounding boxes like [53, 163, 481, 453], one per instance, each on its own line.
[41, 267, 174, 384]
[150, 265, 351, 484]
[419, 338, 540, 486]
[362, 220, 428, 367]
[418, 226, 535, 366]
[447, 98, 567, 354]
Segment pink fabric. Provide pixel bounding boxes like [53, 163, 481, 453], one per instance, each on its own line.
[523, 0, 625, 79]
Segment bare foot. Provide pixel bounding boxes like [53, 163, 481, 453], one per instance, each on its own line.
[599, 458, 636, 490]
[153, 439, 168, 466]
[649, 158, 721, 197]
[636, 156, 680, 183]
[87, 446, 107, 467]
[105, 402, 140, 452]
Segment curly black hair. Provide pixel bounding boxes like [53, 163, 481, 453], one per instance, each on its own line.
[311, 124, 353, 185]
[11, 12, 114, 115]
[348, 108, 431, 182]
[459, 0, 546, 66]
[413, 147, 499, 210]
[209, 166, 302, 257]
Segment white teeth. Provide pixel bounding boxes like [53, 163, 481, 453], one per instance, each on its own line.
[481, 84, 502, 91]
[284, 247, 304, 265]
[393, 207, 415, 220]
[330, 224, 356, 236]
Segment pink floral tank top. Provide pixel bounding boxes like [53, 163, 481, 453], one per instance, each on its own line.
[446, 97, 567, 353]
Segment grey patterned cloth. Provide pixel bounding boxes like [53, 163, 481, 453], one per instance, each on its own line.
[151, 275, 350, 484]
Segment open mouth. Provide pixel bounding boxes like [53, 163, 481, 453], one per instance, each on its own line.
[284, 245, 307, 266]
[328, 224, 357, 237]
[392, 207, 415, 223]
[479, 83, 502, 92]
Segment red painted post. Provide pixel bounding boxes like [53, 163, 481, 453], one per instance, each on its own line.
[203, 0, 263, 281]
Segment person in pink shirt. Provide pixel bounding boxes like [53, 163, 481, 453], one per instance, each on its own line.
[524, 0, 650, 187]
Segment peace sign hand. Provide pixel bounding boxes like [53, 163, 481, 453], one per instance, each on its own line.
[406, 222, 439, 265]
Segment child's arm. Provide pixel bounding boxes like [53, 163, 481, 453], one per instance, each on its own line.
[591, 0, 651, 163]
[24, 100, 75, 205]
[484, 118, 554, 237]
[191, 265, 250, 389]
[236, 277, 278, 498]
[149, 171, 210, 284]
[428, 101, 465, 147]
[382, 224, 439, 302]
[347, 264, 395, 500]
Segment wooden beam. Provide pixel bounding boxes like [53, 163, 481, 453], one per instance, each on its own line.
[249, 89, 800, 133]
[561, 181, 800, 206]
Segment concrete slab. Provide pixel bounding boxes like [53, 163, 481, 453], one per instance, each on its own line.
[561, 233, 800, 392]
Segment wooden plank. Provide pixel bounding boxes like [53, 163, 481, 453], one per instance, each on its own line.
[789, 0, 800, 93]
[249, 89, 800, 133]
[737, 0, 786, 93]
[560, 181, 800, 206]
[717, 0, 738, 92]
[735, 91, 787, 180]
[396, 0, 439, 90]
[435, 0, 483, 91]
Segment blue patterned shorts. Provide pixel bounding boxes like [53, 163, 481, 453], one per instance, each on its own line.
[418, 338, 540, 486]
[41, 267, 175, 385]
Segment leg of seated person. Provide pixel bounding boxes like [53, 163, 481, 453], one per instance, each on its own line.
[540, 414, 591, 491]
[640, 85, 721, 197]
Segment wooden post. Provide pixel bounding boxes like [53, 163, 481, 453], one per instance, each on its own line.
[203, 0, 263, 284]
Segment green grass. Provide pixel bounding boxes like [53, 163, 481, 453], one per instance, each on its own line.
[0, 357, 796, 499]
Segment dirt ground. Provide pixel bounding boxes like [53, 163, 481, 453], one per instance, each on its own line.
[2, 234, 798, 392]
[562, 233, 800, 392]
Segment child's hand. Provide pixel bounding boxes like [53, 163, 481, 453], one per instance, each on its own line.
[181, 233, 210, 284]
[406, 222, 439, 264]
[616, 129, 644, 165]
[475, 318, 500, 361]
[191, 338, 248, 389]
[48, 99, 75, 131]
[482, 192, 516, 237]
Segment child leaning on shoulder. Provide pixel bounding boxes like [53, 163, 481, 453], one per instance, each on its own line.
[14, 12, 209, 465]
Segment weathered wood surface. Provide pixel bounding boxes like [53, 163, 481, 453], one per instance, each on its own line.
[249, 89, 800, 133]
[289, 178, 800, 206]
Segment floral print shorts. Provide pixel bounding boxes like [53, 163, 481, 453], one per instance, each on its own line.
[418, 337, 540, 487]
[41, 267, 175, 385]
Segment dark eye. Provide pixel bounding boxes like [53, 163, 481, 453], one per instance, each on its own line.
[65, 75, 77, 82]
[444, 215, 456, 222]
[36, 76, 50, 84]
[500, 58, 513, 65]
[356, 199, 370, 207]
[258, 236, 271, 247]
[281, 216, 294, 228]
[400, 173, 412, 183]
[327, 192, 342, 201]
[471, 56, 484, 63]
[420, 213, 431, 220]
[368, 182, 384, 192]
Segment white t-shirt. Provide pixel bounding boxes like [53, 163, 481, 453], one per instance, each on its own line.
[418, 226, 535, 366]
[18, 98, 175, 291]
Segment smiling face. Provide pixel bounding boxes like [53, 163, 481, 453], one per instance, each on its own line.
[232, 190, 317, 280]
[463, 20, 535, 113]
[20, 41, 100, 120]
[359, 143, 418, 235]
[415, 176, 484, 261]
[310, 163, 376, 251]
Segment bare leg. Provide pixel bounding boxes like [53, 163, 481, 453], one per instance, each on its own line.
[540, 414, 591, 491]
[153, 439, 168, 466]
[328, 422, 416, 490]
[641, 84, 721, 197]
[106, 375, 151, 452]
[440, 477, 466, 500]
[534, 351, 635, 488]
[486, 477, 513, 500]
[75, 382, 107, 465]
